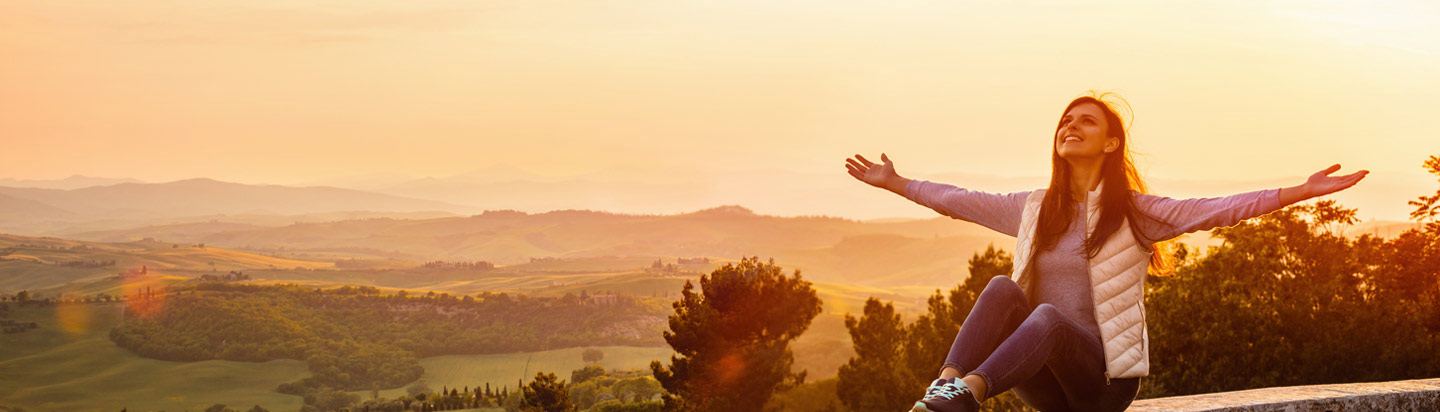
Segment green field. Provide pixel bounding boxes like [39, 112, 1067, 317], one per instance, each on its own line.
[0, 303, 309, 412]
[0, 260, 113, 293]
[0, 304, 674, 411]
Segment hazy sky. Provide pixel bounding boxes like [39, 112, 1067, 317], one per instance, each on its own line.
[3, 0, 1437, 219]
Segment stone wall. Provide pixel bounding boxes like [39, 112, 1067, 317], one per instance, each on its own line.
[1128, 378, 1440, 411]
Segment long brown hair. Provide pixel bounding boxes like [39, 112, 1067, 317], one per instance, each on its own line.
[1035, 92, 1176, 276]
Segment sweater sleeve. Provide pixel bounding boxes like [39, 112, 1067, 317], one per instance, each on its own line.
[1132, 188, 1285, 245]
[902, 179, 1031, 237]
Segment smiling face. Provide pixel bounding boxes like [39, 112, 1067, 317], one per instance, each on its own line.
[1055, 102, 1120, 161]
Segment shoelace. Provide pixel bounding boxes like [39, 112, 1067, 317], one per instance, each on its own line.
[922, 379, 972, 401]
[927, 380, 950, 400]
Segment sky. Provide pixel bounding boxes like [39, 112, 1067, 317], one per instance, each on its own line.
[2, 0, 1437, 221]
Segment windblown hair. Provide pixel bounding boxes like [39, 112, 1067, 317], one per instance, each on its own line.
[1035, 92, 1176, 276]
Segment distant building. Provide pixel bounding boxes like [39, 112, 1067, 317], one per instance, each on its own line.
[589, 294, 619, 305]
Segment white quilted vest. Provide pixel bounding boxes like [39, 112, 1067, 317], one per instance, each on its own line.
[1010, 179, 1152, 381]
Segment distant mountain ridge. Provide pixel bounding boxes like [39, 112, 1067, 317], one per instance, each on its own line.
[0, 178, 479, 235]
[0, 193, 75, 219]
[0, 175, 143, 190]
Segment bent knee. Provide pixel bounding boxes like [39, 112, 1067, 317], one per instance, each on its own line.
[979, 275, 1025, 299]
[1029, 303, 1069, 324]
[985, 275, 1021, 291]
[1032, 302, 1060, 316]
[973, 275, 1031, 303]
[986, 275, 1016, 288]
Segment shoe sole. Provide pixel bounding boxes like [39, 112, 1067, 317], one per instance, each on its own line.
[909, 401, 936, 412]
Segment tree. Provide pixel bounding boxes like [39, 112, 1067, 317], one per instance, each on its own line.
[650, 256, 823, 412]
[591, 400, 664, 412]
[835, 299, 915, 411]
[520, 371, 572, 412]
[302, 387, 358, 412]
[583, 347, 605, 363]
[569, 380, 605, 410]
[610, 376, 662, 403]
[1408, 155, 1440, 223]
[571, 364, 605, 384]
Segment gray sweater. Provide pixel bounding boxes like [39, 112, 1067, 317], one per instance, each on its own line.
[904, 179, 1284, 341]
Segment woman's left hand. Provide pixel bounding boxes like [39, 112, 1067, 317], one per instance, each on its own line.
[1304, 164, 1369, 198]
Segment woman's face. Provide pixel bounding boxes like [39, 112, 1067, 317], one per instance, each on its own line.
[1055, 102, 1119, 161]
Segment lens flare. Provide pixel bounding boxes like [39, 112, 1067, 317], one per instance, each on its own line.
[121, 274, 166, 319]
[54, 302, 91, 336]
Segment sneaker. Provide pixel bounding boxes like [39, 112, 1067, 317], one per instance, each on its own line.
[910, 378, 981, 412]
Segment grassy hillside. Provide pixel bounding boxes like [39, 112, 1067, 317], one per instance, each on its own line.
[0, 233, 333, 296]
[0, 303, 309, 412]
[29, 273, 190, 300]
[0, 235, 331, 272]
[0, 260, 113, 293]
[0, 303, 672, 411]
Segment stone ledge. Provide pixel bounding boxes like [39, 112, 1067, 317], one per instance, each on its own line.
[1128, 378, 1440, 411]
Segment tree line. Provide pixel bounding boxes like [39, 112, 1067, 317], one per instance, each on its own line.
[107, 283, 671, 408]
[292, 365, 664, 412]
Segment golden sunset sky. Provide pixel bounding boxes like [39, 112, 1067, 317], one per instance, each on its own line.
[2, 0, 1436, 221]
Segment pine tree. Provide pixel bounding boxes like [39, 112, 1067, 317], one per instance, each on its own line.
[836, 299, 916, 411]
[519, 372, 572, 412]
[650, 256, 823, 412]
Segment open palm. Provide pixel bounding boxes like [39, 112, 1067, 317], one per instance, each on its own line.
[845, 153, 897, 189]
[1306, 164, 1369, 198]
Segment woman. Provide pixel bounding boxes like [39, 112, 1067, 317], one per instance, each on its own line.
[844, 92, 1368, 412]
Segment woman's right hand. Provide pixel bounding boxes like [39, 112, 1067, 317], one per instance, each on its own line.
[846, 153, 905, 193]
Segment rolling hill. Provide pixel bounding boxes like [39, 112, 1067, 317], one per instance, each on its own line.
[60, 206, 1008, 287]
[0, 234, 333, 298]
[40, 200, 1359, 288]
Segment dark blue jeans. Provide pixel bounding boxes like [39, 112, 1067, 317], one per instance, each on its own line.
[941, 276, 1141, 412]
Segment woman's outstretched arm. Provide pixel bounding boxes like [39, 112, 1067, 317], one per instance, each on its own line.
[1134, 164, 1369, 244]
[846, 153, 1030, 237]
